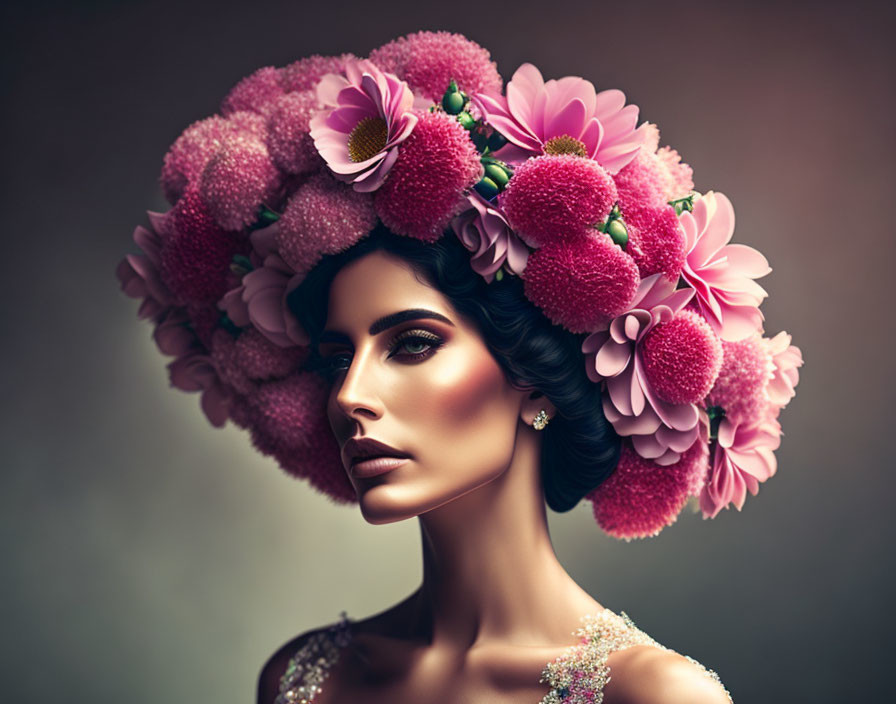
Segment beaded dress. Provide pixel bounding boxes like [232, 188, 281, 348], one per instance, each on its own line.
[273, 608, 732, 703]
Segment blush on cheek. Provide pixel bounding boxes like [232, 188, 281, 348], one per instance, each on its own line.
[433, 347, 509, 417]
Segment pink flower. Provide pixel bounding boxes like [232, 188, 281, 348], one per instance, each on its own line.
[368, 31, 502, 102]
[451, 193, 529, 282]
[472, 63, 648, 173]
[680, 191, 771, 342]
[582, 274, 700, 465]
[167, 347, 234, 428]
[218, 223, 308, 348]
[699, 415, 781, 518]
[309, 59, 418, 192]
[765, 331, 803, 409]
[116, 213, 174, 321]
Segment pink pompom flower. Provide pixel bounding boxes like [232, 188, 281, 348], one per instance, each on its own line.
[589, 436, 709, 540]
[680, 191, 771, 342]
[582, 274, 701, 465]
[501, 154, 618, 248]
[699, 415, 781, 518]
[368, 31, 502, 102]
[199, 134, 281, 231]
[373, 110, 482, 241]
[451, 192, 529, 282]
[309, 59, 418, 192]
[472, 63, 648, 174]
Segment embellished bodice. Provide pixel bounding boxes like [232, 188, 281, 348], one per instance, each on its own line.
[274, 609, 732, 703]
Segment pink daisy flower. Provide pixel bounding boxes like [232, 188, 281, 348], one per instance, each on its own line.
[309, 59, 418, 192]
[680, 191, 771, 342]
[765, 331, 803, 409]
[582, 274, 701, 465]
[472, 63, 648, 174]
[451, 192, 529, 282]
[699, 415, 781, 518]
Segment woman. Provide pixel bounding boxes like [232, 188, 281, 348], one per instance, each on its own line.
[117, 31, 802, 703]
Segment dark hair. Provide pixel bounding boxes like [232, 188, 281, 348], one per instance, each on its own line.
[288, 226, 620, 512]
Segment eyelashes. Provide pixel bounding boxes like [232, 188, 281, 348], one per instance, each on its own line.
[314, 328, 445, 380]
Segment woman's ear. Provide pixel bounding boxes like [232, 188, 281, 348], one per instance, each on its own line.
[520, 390, 557, 428]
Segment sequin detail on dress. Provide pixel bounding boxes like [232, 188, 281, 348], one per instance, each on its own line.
[539, 609, 732, 703]
[274, 612, 352, 704]
[275, 609, 731, 703]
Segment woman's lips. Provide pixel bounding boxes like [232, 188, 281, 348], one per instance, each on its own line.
[350, 456, 409, 479]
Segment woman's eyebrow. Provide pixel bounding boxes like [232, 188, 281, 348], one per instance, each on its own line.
[319, 308, 454, 344]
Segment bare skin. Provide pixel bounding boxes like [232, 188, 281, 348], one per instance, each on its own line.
[258, 252, 730, 703]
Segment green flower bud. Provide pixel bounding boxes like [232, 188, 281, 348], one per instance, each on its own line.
[230, 254, 254, 276]
[474, 177, 500, 200]
[471, 130, 489, 153]
[484, 163, 509, 189]
[254, 204, 280, 227]
[606, 219, 628, 248]
[457, 112, 476, 130]
[487, 131, 507, 151]
[442, 91, 466, 115]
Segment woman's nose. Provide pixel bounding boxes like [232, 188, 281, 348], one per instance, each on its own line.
[332, 346, 384, 422]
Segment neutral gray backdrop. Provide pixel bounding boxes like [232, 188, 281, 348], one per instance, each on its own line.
[2, 0, 893, 701]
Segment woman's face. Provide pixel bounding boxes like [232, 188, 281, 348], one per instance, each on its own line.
[318, 250, 529, 524]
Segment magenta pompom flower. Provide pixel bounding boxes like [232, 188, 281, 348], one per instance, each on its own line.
[706, 334, 775, 426]
[277, 172, 377, 275]
[309, 59, 418, 192]
[280, 54, 357, 93]
[160, 116, 234, 205]
[266, 90, 323, 175]
[524, 236, 640, 333]
[374, 110, 482, 241]
[473, 63, 648, 173]
[613, 123, 694, 211]
[623, 205, 687, 282]
[680, 191, 771, 342]
[199, 134, 282, 231]
[451, 193, 528, 282]
[244, 372, 356, 504]
[158, 189, 249, 305]
[369, 31, 502, 102]
[221, 66, 285, 117]
[501, 155, 618, 247]
[699, 415, 781, 518]
[589, 436, 709, 540]
[640, 309, 723, 405]
[582, 274, 701, 465]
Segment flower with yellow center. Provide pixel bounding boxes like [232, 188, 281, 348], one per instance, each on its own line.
[542, 134, 588, 157]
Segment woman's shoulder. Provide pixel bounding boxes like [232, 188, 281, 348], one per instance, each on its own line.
[603, 645, 732, 704]
[540, 609, 732, 704]
[256, 614, 352, 704]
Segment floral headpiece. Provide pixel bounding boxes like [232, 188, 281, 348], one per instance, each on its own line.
[117, 31, 803, 539]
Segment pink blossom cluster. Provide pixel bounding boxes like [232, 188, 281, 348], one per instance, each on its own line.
[117, 31, 803, 538]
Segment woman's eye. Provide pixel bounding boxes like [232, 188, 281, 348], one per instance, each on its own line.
[388, 330, 444, 361]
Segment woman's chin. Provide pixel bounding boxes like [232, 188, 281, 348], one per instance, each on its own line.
[356, 485, 430, 524]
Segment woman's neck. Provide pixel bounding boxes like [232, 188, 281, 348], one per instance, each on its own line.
[408, 423, 601, 652]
